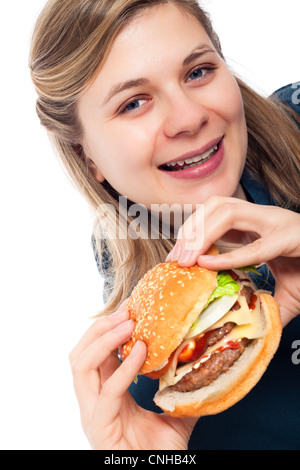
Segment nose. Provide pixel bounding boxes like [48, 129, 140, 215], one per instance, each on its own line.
[162, 89, 209, 138]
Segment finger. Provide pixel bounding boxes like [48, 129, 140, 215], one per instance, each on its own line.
[166, 198, 245, 262]
[166, 207, 207, 264]
[170, 200, 261, 267]
[197, 211, 300, 271]
[99, 351, 123, 384]
[71, 320, 135, 424]
[197, 235, 276, 270]
[95, 341, 147, 426]
[72, 319, 135, 376]
[69, 304, 129, 363]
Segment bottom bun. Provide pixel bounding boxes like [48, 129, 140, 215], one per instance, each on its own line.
[154, 293, 282, 418]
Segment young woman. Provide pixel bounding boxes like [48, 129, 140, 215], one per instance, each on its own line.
[30, 0, 300, 450]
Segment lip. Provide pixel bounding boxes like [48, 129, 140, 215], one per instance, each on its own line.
[158, 136, 224, 180]
[159, 136, 223, 168]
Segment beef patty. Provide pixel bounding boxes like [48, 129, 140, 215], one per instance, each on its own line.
[171, 337, 250, 393]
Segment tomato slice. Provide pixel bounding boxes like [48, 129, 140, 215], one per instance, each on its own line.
[143, 363, 170, 379]
[177, 340, 196, 362]
[178, 332, 212, 363]
[143, 352, 175, 379]
[224, 269, 239, 280]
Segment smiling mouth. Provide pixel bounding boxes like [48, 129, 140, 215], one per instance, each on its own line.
[159, 142, 220, 172]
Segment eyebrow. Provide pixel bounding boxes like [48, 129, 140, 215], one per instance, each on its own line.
[182, 45, 215, 67]
[103, 78, 149, 105]
[103, 44, 215, 105]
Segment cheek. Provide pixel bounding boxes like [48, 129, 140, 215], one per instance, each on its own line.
[214, 78, 248, 156]
[220, 89, 244, 126]
[114, 121, 158, 166]
[205, 73, 245, 126]
[227, 90, 246, 133]
[85, 123, 154, 180]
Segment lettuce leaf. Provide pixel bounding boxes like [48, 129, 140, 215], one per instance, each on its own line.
[237, 265, 261, 275]
[205, 271, 240, 308]
[191, 271, 240, 330]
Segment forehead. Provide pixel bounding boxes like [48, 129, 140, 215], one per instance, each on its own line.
[96, 4, 211, 84]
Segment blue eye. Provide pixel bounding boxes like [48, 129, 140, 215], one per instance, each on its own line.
[187, 66, 216, 83]
[124, 100, 141, 112]
[120, 97, 149, 114]
[189, 68, 205, 81]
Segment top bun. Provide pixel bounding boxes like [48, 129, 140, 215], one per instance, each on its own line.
[120, 246, 218, 374]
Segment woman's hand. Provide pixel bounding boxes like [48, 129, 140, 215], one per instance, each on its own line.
[167, 196, 300, 327]
[69, 304, 197, 450]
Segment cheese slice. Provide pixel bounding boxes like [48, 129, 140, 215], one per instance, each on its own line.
[224, 296, 264, 341]
[210, 294, 253, 329]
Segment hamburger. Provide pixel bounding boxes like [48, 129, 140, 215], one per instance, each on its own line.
[120, 246, 282, 418]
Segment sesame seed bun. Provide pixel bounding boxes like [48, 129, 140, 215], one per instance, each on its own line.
[120, 246, 218, 374]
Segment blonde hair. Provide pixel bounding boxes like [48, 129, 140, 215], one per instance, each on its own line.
[30, 0, 300, 315]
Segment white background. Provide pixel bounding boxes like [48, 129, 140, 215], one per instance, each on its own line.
[1, 0, 298, 450]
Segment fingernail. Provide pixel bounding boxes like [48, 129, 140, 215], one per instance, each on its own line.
[178, 250, 194, 265]
[167, 243, 182, 262]
[111, 308, 129, 321]
[130, 340, 146, 358]
[115, 319, 134, 332]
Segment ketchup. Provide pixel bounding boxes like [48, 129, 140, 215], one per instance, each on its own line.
[197, 340, 241, 365]
[214, 340, 241, 353]
[248, 293, 258, 311]
[178, 330, 216, 364]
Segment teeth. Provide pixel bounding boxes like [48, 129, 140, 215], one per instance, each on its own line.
[166, 145, 218, 168]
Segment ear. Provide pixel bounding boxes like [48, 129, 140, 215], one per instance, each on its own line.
[87, 159, 105, 183]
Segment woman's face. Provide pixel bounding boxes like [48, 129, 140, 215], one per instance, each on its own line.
[78, 4, 248, 209]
